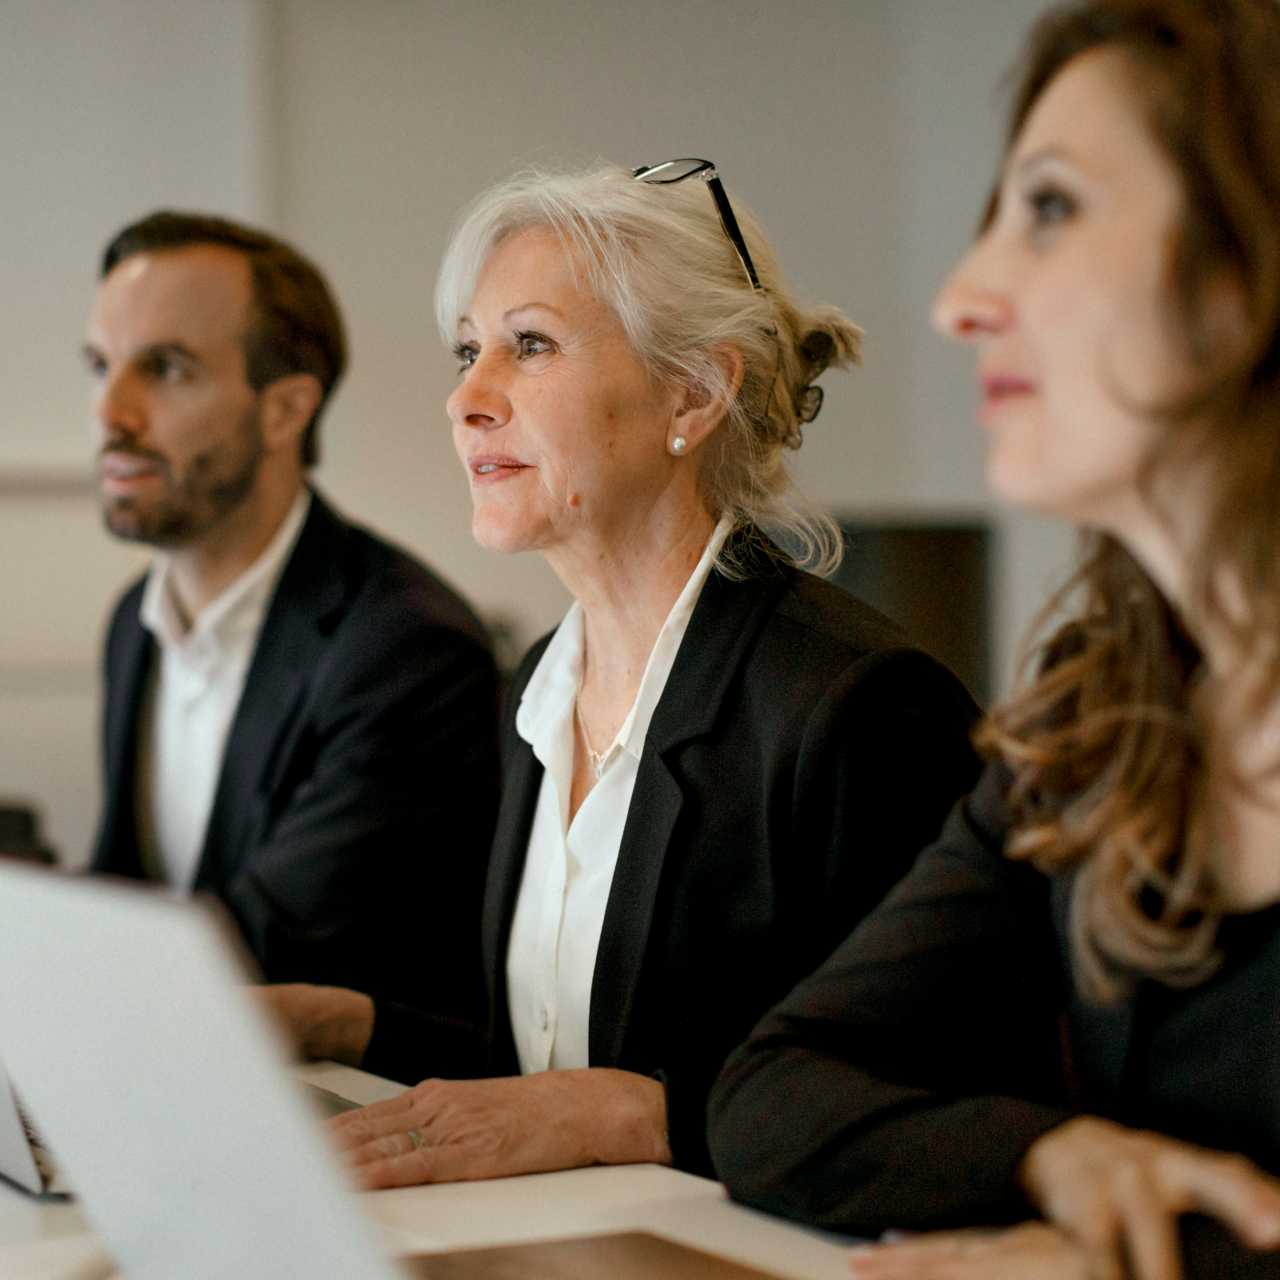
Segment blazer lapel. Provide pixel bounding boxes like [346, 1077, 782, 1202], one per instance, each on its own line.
[193, 494, 346, 892]
[93, 597, 154, 877]
[588, 748, 683, 1065]
[588, 542, 790, 1066]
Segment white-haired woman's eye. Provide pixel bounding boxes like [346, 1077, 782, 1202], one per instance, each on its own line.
[451, 341, 478, 374]
[515, 331, 556, 359]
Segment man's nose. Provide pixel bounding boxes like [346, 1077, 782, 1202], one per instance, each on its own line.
[94, 369, 146, 445]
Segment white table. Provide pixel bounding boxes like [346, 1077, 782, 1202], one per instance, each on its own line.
[0, 1063, 856, 1278]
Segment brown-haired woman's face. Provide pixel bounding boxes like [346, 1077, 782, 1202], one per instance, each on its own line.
[932, 48, 1221, 542]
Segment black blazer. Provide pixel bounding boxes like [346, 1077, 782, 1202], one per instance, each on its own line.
[709, 761, 1280, 1275]
[364, 542, 981, 1173]
[91, 489, 501, 1015]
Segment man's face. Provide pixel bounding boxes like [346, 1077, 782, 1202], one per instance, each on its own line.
[84, 245, 266, 548]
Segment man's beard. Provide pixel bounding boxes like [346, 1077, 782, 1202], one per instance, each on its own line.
[101, 407, 266, 548]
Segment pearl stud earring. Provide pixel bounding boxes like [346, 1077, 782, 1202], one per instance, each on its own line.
[670, 435, 688, 455]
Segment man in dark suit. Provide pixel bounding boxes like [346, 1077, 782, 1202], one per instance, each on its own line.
[85, 211, 499, 1017]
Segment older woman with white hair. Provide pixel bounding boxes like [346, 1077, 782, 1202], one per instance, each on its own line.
[268, 159, 979, 1186]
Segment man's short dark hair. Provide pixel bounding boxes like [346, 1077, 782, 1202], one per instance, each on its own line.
[100, 211, 347, 468]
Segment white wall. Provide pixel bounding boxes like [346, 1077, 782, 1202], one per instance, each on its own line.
[0, 0, 1075, 866]
[0, 0, 272, 471]
[0, 0, 270, 864]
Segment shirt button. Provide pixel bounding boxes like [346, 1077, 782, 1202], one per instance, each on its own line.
[540, 1006, 549, 1032]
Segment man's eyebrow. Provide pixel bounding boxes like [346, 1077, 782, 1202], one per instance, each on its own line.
[81, 340, 204, 368]
[138, 341, 202, 363]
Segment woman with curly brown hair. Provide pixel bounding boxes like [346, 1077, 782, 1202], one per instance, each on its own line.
[709, 2, 1280, 1276]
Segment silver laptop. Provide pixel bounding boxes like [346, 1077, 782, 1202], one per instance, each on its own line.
[0, 1056, 66, 1195]
[0, 1043, 354, 1199]
[0, 862, 407, 1280]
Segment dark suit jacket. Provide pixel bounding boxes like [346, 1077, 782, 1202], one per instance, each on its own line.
[91, 489, 501, 1016]
[709, 761, 1280, 1276]
[364, 542, 981, 1173]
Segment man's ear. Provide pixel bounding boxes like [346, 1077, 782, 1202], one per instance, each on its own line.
[259, 374, 323, 453]
[669, 344, 746, 455]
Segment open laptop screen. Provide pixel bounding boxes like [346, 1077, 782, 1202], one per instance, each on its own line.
[0, 864, 404, 1280]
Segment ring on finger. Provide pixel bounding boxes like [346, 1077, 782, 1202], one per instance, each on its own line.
[406, 1127, 425, 1151]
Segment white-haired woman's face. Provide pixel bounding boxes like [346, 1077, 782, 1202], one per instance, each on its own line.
[446, 227, 684, 560]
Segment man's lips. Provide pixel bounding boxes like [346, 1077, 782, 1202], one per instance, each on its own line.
[99, 451, 166, 492]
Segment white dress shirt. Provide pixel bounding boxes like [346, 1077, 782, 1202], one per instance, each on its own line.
[134, 492, 310, 890]
[506, 518, 732, 1074]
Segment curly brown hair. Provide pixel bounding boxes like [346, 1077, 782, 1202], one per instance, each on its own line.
[979, 0, 1280, 1000]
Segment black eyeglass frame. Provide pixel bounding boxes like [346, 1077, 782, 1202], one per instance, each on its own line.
[631, 158, 763, 292]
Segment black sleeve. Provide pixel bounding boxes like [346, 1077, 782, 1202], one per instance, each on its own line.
[660, 648, 984, 1175]
[360, 996, 490, 1085]
[708, 762, 1073, 1233]
[222, 610, 500, 1024]
[1181, 1216, 1280, 1279]
[791, 648, 986, 961]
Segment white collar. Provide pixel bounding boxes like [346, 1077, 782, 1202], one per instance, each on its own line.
[140, 490, 311, 666]
[516, 517, 733, 769]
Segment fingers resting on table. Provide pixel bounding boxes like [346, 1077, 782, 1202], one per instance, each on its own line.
[254, 982, 375, 1065]
[328, 1068, 671, 1189]
[847, 1222, 1089, 1280]
[1018, 1116, 1280, 1280]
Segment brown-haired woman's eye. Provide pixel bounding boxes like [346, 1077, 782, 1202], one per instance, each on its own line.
[1028, 184, 1078, 230]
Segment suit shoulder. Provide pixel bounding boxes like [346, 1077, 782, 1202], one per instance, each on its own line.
[760, 569, 978, 712]
[334, 518, 491, 650]
[772, 568, 911, 660]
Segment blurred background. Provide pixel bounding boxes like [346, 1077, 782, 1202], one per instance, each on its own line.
[0, 0, 1072, 866]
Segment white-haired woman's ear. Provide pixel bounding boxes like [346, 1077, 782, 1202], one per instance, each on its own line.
[665, 343, 746, 460]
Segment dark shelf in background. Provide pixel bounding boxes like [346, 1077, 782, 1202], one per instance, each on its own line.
[830, 517, 993, 706]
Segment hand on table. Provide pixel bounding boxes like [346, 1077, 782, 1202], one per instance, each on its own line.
[848, 1222, 1089, 1280]
[329, 1068, 670, 1189]
[1019, 1116, 1280, 1280]
[254, 982, 374, 1065]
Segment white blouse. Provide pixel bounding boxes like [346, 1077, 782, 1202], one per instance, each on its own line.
[505, 518, 733, 1074]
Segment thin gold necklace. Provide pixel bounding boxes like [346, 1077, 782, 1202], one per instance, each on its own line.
[575, 699, 607, 779]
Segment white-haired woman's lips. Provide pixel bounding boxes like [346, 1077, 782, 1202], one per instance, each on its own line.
[469, 455, 529, 484]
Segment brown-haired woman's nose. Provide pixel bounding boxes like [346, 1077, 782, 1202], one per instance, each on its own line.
[931, 259, 1012, 343]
